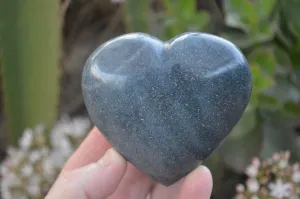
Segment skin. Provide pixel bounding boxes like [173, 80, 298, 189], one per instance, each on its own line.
[45, 127, 213, 199]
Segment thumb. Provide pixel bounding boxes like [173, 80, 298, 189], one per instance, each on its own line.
[45, 149, 127, 199]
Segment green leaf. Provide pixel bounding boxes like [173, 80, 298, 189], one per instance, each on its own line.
[0, 0, 60, 145]
[227, 0, 259, 29]
[178, 0, 196, 19]
[218, 107, 262, 173]
[279, 0, 300, 37]
[251, 64, 274, 93]
[124, 0, 151, 32]
[254, 21, 277, 42]
[187, 12, 210, 32]
[266, 77, 300, 102]
[220, 30, 253, 49]
[256, 0, 276, 20]
[289, 43, 300, 68]
[274, 46, 293, 75]
[283, 101, 300, 116]
[220, 25, 275, 49]
[248, 48, 277, 75]
[257, 95, 282, 110]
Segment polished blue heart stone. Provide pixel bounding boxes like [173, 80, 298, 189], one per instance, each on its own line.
[82, 32, 252, 186]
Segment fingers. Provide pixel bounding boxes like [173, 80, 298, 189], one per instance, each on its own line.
[63, 127, 111, 170]
[179, 165, 213, 199]
[45, 148, 127, 199]
[108, 163, 153, 199]
[149, 178, 184, 199]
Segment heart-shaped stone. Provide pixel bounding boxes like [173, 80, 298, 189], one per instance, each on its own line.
[82, 32, 252, 186]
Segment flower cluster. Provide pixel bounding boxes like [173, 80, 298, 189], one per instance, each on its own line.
[235, 151, 300, 199]
[1, 116, 91, 199]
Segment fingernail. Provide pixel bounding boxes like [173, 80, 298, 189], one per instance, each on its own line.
[98, 148, 124, 167]
[196, 165, 211, 174]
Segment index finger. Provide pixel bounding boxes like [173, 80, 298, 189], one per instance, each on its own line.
[63, 127, 111, 170]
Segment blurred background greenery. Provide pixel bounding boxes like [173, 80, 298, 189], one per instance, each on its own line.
[0, 0, 300, 198]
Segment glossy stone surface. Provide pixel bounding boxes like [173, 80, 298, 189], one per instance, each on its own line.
[82, 32, 252, 186]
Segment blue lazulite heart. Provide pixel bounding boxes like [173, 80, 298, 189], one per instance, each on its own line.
[82, 32, 252, 186]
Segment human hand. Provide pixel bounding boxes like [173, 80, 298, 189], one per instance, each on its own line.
[45, 127, 213, 199]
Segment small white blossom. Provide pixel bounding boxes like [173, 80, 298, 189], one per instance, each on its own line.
[236, 184, 245, 192]
[273, 153, 280, 161]
[251, 195, 259, 199]
[2, 173, 21, 188]
[292, 170, 300, 183]
[7, 148, 25, 166]
[69, 117, 91, 138]
[246, 179, 260, 193]
[0, 116, 91, 199]
[27, 178, 40, 197]
[1, 164, 9, 175]
[245, 165, 258, 178]
[278, 159, 288, 169]
[235, 194, 246, 199]
[1, 190, 12, 199]
[252, 157, 260, 167]
[19, 129, 33, 151]
[21, 164, 33, 177]
[28, 150, 42, 164]
[269, 179, 292, 199]
[42, 157, 56, 178]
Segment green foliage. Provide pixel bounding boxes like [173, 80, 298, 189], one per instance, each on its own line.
[220, 0, 300, 173]
[0, 0, 60, 145]
[123, 0, 300, 197]
[124, 0, 210, 39]
[159, 0, 209, 39]
[124, 0, 151, 32]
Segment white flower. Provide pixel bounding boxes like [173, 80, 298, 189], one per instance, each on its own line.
[21, 164, 33, 177]
[278, 159, 288, 169]
[0, 116, 91, 199]
[7, 148, 25, 166]
[246, 179, 260, 193]
[236, 184, 245, 192]
[1, 164, 9, 175]
[27, 176, 41, 197]
[1, 173, 21, 188]
[58, 137, 73, 157]
[292, 170, 300, 183]
[42, 155, 58, 178]
[252, 157, 260, 167]
[1, 190, 12, 199]
[51, 116, 90, 140]
[245, 165, 258, 178]
[269, 179, 292, 199]
[19, 128, 33, 151]
[28, 150, 42, 164]
[273, 153, 280, 161]
[70, 117, 91, 138]
[251, 196, 259, 199]
[27, 183, 40, 197]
